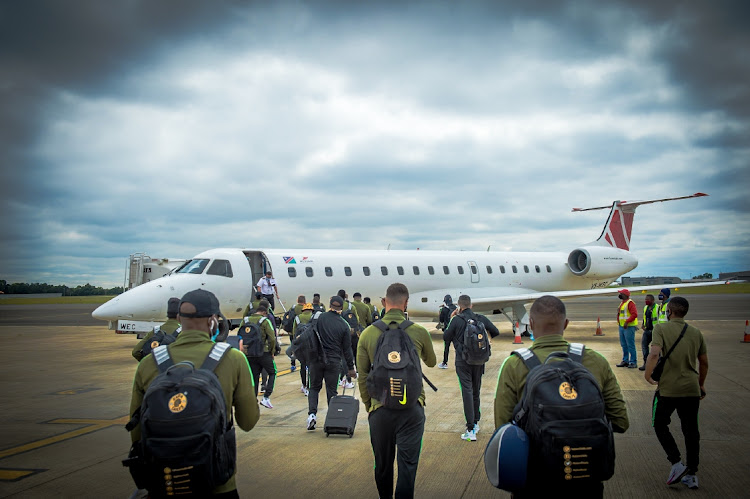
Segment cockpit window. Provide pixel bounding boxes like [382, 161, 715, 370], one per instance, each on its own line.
[177, 259, 210, 274]
[207, 259, 233, 277]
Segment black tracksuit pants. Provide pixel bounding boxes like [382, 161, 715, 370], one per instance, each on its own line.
[456, 363, 484, 431]
[652, 392, 701, 473]
[442, 341, 451, 364]
[368, 404, 425, 499]
[247, 352, 276, 398]
[308, 359, 341, 415]
[641, 329, 653, 363]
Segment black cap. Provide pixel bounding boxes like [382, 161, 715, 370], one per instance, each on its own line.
[330, 296, 344, 308]
[179, 289, 221, 318]
[660, 288, 671, 297]
[167, 297, 180, 317]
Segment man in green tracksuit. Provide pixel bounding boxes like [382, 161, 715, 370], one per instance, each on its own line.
[132, 297, 181, 361]
[357, 283, 437, 499]
[291, 302, 317, 395]
[244, 303, 277, 409]
[352, 292, 372, 331]
[494, 295, 629, 498]
[129, 289, 260, 497]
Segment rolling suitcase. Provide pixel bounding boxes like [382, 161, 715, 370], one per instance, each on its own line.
[324, 382, 359, 437]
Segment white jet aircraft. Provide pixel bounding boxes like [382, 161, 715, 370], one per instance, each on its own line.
[93, 193, 718, 334]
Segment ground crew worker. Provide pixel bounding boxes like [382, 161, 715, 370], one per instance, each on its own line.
[306, 296, 355, 431]
[437, 294, 457, 369]
[256, 270, 279, 310]
[645, 296, 708, 489]
[657, 288, 671, 323]
[357, 283, 436, 499]
[129, 289, 259, 497]
[244, 303, 277, 409]
[352, 292, 372, 330]
[640, 294, 658, 371]
[616, 288, 639, 368]
[132, 297, 181, 361]
[494, 295, 629, 498]
[443, 294, 499, 441]
[292, 302, 316, 396]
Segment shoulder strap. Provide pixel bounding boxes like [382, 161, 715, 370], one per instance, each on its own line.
[662, 324, 689, 361]
[295, 315, 301, 325]
[399, 319, 414, 331]
[567, 343, 585, 363]
[200, 342, 231, 372]
[153, 344, 173, 373]
[372, 319, 387, 332]
[311, 311, 322, 321]
[512, 347, 542, 370]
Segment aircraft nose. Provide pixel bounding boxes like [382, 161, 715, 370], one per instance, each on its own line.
[92, 296, 130, 321]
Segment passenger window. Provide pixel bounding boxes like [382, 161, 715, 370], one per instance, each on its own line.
[306, 267, 313, 277]
[287, 267, 297, 278]
[413, 266, 420, 275]
[381, 266, 388, 276]
[397, 266, 404, 276]
[443, 266, 450, 275]
[325, 267, 333, 277]
[512, 265, 518, 273]
[428, 266, 435, 275]
[470, 265, 478, 275]
[457, 266, 464, 275]
[206, 259, 233, 277]
[486, 265, 493, 274]
[177, 259, 209, 274]
[524, 265, 529, 273]
[546, 265, 552, 273]
[344, 266, 352, 277]
[363, 266, 371, 276]
[535, 265, 541, 273]
[500, 265, 506, 274]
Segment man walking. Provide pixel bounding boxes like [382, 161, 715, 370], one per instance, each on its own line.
[443, 294, 499, 441]
[616, 288, 639, 368]
[357, 283, 436, 499]
[645, 296, 708, 489]
[639, 294, 658, 371]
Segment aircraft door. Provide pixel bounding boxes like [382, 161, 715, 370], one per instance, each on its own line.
[468, 261, 479, 283]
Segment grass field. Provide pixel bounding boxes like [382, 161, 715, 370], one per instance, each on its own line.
[640, 282, 750, 295]
[0, 295, 116, 305]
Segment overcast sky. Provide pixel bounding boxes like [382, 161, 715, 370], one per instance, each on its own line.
[1, 0, 748, 287]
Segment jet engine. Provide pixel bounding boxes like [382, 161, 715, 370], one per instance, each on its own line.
[567, 246, 637, 278]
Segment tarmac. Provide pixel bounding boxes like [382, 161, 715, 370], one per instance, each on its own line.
[0, 294, 749, 498]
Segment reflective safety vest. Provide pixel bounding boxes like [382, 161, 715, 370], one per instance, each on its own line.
[618, 299, 638, 327]
[657, 300, 670, 323]
[643, 304, 658, 330]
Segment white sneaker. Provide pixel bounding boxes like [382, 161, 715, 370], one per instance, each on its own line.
[303, 387, 309, 396]
[681, 474, 698, 489]
[461, 429, 477, 442]
[345, 381, 355, 389]
[438, 362, 448, 369]
[666, 462, 688, 485]
[300, 385, 307, 394]
[473, 423, 479, 434]
[339, 378, 346, 387]
[260, 397, 274, 409]
[307, 413, 317, 431]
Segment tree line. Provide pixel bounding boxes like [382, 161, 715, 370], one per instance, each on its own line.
[0, 280, 123, 296]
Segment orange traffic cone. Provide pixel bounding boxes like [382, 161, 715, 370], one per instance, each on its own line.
[513, 322, 523, 344]
[594, 317, 604, 336]
[742, 320, 750, 343]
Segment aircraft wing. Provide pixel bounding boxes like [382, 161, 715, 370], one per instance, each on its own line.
[470, 280, 739, 312]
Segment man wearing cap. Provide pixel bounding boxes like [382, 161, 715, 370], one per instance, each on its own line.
[306, 295, 356, 431]
[132, 297, 181, 362]
[657, 288, 671, 324]
[256, 270, 279, 310]
[639, 294, 659, 371]
[616, 288, 639, 368]
[129, 289, 259, 497]
[244, 303, 277, 409]
[292, 302, 317, 396]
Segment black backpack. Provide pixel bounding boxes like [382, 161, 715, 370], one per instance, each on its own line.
[282, 309, 295, 333]
[238, 318, 266, 357]
[342, 302, 361, 335]
[462, 317, 491, 365]
[371, 306, 380, 322]
[291, 312, 325, 365]
[140, 326, 182, 358]
[367, 320, 424, 409]
[124, 342, 236, 497]
[511, 343, 615, 484]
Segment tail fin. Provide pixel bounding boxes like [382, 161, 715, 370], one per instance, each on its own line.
[572, 193, 708, 251]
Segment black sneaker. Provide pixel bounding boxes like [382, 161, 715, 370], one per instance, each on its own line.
[638, 365, 646, 371]
[628, 363, 638, 369]
[616, 361, 629, 367]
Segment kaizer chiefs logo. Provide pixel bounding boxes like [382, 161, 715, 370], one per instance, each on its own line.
[169, 393, 188, 413]
[559, 382, 578, 400]
[388, 351, 401, 363]
[244, 326, 251, 333]
[150, 340, 159, 349]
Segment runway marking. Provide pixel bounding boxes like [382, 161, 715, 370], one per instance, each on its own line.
[0, 468, 47, 482]
[52, 387, 101, 396]
[0, 415, 129, 461]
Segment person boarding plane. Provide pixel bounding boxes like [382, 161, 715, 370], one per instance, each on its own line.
[93, 194, 723, 334]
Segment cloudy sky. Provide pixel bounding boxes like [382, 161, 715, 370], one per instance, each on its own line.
[1, 0, 748, 287]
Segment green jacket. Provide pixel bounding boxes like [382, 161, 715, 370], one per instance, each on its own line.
[356, 309, 437, 412]
[651, 318, 707, 397]
[129, 329, 260, 494]
[244, 314, 276, 354]
[131, 318, 181, 361]
[352, 299, 372, 329]
[292, 310, 314, 339]
[493, 334, 629, 433]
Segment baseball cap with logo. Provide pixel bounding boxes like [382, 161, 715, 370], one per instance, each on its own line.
[178, 289, 221, 318]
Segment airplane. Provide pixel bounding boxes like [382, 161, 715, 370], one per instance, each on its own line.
[93, 193, 723, 334]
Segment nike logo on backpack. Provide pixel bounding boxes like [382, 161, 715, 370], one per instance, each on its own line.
[399, 385, 407, 405]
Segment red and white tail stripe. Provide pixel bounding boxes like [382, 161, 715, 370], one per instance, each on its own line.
[572, 193, 708, 251]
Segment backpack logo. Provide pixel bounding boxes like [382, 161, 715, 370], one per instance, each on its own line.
[150, 340, 159, 349]
[168, 393, 187, 413]
[388, 351, 401, 363]
[244, 326, 251, 333]
[559, 382, 578, 401]
[399, 385, 407, 405]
